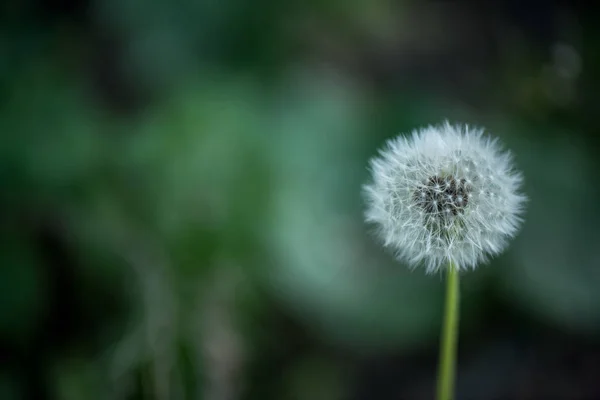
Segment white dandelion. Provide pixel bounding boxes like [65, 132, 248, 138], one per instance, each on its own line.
[363, 121, 526, 273]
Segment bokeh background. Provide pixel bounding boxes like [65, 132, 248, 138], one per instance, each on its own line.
[2, 1, 600, 399]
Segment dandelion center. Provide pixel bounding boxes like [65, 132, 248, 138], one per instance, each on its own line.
[413, 175, 471, 217]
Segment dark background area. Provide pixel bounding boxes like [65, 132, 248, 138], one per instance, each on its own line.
[2, 0, 600, 399]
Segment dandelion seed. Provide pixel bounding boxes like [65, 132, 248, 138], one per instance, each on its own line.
[363, 121, 526, 273]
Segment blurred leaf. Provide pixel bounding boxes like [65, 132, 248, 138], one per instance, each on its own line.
[278, 355, 346, 400]
[264, 69, 442, 351]
[0, 234, 46, 346]
[52, 359, 107, 400]
[495, 120, 600, 331]
[103, 77, 271, 274]
[0, 372, 22, 400]
[0, 57, 105, 208]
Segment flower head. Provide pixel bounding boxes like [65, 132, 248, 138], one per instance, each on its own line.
[363, 121, 526, 273]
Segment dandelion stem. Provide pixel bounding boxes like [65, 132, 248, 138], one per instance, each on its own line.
[436, 262, 460, 400]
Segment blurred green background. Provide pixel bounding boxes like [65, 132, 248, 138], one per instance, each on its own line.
[2, 1, 600, 399]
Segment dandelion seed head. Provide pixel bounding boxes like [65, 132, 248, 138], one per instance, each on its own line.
[363, 121, 526, 273]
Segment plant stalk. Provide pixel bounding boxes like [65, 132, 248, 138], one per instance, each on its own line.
[436, 262, 460, 400]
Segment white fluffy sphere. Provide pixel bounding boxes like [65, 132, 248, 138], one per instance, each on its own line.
[363, 122, 526, 273]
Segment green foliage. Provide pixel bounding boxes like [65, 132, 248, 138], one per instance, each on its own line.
[2, 1, 600, 398]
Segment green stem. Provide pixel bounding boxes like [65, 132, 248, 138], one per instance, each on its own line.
[436, 262, 460, 400]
